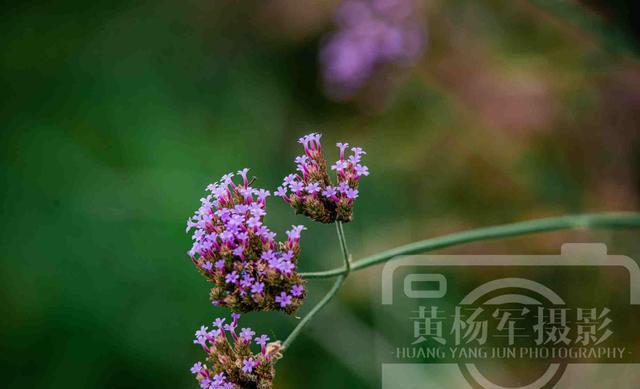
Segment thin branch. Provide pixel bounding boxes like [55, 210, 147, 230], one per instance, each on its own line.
[282, 273, 346, 350]
[282, 221, 351, 350]
[300, 212, 640, 279]
[336, 221, 351, 271]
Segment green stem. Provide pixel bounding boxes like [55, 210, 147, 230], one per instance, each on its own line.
[336, 221, 351, 272]
[300, 212, 640, 279]
[282, 221, 351, 350]
[281, 274, 346, 350]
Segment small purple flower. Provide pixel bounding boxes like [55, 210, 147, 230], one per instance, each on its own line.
[186, 218, 198, 233]
[249, 205, 266, 218]
[195, 325, 209, 339]
[237, 168, 250, 186]
[225, 271, 239, 284]
[322, 186, 337, 198]
[255, 334, 270, 347]
[239, 327, 256, 343]
[236, 231, 250, 242]
[213, 318, 226, 328]
[345, 188, 359, 200]
[219, 230, 233, 243]
[251, 281, 265, 294]
[193, 335, 208, 352]
[291, 284, 304, 297]
[289, 180, 304, 193]
[191, 362, 203, 375]
[255, 189, 270, 202]
[223, 323, 236, 333]
[295, 155, 309, 165]
[202, 261, 213, 271]
[331, 159, 348, 171]
[242, 358, 257, 373]
[255, 334, 270, 355]
[274, 186, 288, 198]
[275, 292, 292, 308]
[261, 250, 275, 261]
[280, 250, 293, 262]
[306, 182, 321, 194]
[214, 259, 225, 269]
[267, 256, 281, 270]
[354, 164, 369, 177]
[232, 246, 245, 258]
[337, 142, 349, 158]
[246, 216, 262, 229]
[278, 260, 295, 275]
[212, 372, 226, 385]
[286, 225, 306, 243]
[351, 146, 365, 155]
[239, 276, 254, 289]
[283, 174, 297, 186]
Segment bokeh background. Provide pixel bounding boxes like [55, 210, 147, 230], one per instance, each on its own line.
[1, 0, 639, 388]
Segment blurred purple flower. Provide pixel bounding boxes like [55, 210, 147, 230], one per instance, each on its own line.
[321, 0, 425, 100]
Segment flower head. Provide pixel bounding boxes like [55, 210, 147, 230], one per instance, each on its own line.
[186, 170, 307, 314]
[191, 315, 282, 389]
[279, 133, 369, 223]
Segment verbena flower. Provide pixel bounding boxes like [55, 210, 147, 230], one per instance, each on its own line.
[320, 0, 425, 100]
[191, 314, 282, 389]
[277, 133, 369, 223]
[186, 169, 306, 314]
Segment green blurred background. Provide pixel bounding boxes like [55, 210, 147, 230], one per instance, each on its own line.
[1, 1, 639, 388]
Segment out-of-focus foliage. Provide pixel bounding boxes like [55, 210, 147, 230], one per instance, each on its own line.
[0, 1, 638, 388]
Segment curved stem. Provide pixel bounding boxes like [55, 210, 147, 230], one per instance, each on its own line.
[282, 274, 346, 350]
[282, 222, 351, 350]
[300, 267, 347, 279]
[300, 212, 640, 279]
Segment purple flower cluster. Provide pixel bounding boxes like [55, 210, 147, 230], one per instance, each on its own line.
[191, 314, 282, 389]
[276, 133, 369, 223]
[186, 169, 306, 314]
[320, 0, 425, 99]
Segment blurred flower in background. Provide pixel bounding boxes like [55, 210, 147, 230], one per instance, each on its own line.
[320, 0, 426, 100]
